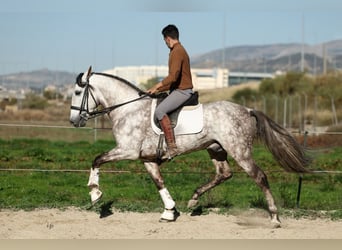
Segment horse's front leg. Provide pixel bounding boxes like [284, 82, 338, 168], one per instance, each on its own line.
[87, 147, 140, 205]
[87, 167, 102, 205]
[144, 162, 180, 222]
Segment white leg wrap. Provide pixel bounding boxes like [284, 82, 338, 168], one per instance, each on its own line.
[87, 168, 102, 204]
[160, 209, 175, 221]
[87, 168, 99, 188]
[89, 186, 103, 205]
[159, 188, 175, 209]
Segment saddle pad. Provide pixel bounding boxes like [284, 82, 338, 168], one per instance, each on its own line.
[151, 99, 204, 135]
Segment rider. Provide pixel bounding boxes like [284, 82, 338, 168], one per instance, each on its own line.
[148, 24, 194, 159]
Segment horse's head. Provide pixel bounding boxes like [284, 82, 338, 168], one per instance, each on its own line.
[70, 66, 98, 127]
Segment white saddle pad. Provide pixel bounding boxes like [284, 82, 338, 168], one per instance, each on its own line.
[151, 99, 204, 135]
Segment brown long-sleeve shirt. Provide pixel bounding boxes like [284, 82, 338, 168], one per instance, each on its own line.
[160, 42, 193, 92]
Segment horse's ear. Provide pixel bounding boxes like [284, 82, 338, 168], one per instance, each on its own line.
[76, 73, 84, 87]
[86, 66, 92, 79]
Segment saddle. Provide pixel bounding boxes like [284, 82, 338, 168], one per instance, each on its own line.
[150, 91, 203, 163]
[151, 91, 204, 136]
[153, 91, 199, 129]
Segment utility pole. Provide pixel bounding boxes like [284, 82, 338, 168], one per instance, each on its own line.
[301, 14, 305, 72]
[222, 12, 226, 69]
[323, 44, 327, 74]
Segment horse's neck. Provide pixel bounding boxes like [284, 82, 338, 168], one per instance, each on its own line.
[93, 74, 150, 115]
[93, 75, 138, 107]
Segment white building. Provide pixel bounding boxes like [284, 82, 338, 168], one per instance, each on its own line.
[104, 65, 168, 86]
[104, 66, 229, 90]
[192, 68, 229, 89]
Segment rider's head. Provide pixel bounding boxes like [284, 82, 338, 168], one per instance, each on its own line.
[162, 24, 179, 49]
[162, 24, 179, 40]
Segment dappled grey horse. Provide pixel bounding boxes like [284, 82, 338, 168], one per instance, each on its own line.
[70, 67, 311, 227]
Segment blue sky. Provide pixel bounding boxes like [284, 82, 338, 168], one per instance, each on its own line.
[1, 0, 342, 74]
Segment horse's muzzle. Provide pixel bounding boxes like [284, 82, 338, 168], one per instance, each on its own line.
[70, 116, 87, 128]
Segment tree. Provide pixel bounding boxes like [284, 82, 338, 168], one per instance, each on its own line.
[259, 78, 276, 95]
[43, 89, 63, 100]
[259, 72, 313, 97]
[22, 93, 48, 109]
[281, 71, 305, 96]
[232, 88, 258, 102]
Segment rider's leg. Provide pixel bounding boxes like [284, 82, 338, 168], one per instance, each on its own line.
[154, 89, 193, 158]
[159, 115, 178, 158]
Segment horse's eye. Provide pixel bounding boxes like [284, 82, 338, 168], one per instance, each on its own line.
[75, 90, 82, 96]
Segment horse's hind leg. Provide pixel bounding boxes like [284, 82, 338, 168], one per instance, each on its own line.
[188, 143, 233, 209]
[238, 158, 281, 228]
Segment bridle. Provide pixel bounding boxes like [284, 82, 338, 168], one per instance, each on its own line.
[70, 72, 150, 122]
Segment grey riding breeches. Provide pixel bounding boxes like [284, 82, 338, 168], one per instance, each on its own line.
[154, 89, 193, 121]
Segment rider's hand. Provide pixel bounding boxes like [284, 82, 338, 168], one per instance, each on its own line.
[147, 82, 163, 94]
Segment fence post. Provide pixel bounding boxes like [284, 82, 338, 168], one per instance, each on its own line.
[283, 97, 287, 128]
[94, 117, 98, 142]
[296, 131, 308, 208]
[296, 175, 303, 208]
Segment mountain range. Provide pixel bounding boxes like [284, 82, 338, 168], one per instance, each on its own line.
[0, 69, 77, 91]
[191, 39, 342, 73]
[1, 39, 342, 90]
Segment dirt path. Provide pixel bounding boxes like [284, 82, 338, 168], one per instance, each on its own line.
[0, 208, 341, 239]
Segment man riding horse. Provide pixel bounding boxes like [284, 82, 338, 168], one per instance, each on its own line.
[147, 24, 194, 159]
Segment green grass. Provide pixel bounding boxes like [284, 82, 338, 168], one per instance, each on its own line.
[0, 138, 341, 220]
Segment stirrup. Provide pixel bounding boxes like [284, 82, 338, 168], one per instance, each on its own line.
[166, 146, 179, 160]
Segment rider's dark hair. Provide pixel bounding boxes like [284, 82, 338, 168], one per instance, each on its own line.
[162, 24, 179, 40]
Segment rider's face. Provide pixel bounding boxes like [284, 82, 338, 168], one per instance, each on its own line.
[164, 36, 172, 49]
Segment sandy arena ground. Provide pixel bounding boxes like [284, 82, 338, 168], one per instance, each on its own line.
[0, 207, 341, 239]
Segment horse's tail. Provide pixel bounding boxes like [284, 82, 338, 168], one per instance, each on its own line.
[250, 110, 312, 173]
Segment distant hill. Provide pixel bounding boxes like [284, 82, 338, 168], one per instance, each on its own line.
[1, 39, 342, 92]
[0, 69, 77, 91]
[191, 40, 342, 74]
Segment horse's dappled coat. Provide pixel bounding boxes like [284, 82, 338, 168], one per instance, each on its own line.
[70, 67, 311, 226]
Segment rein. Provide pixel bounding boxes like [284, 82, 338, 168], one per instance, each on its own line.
[70, 73, 154, 121]
[86, 93, 149, 119]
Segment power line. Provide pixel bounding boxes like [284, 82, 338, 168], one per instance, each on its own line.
[0, 168, 341, 175]
[0, 123, 90, 129]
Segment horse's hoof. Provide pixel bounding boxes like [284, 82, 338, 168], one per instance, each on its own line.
[190, 206, 203, 216]
[187, 199, 198, 208]
[159, 208, 180, 222]
[89, 188, 103, 205]
[159, 218, 174, 223]
[271, 220, 281, 228]
[271, 214, 281, 228]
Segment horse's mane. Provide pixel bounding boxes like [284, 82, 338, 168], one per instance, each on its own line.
[94, 72, 145, 94]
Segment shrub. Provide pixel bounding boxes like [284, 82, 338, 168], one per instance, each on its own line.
[22, 93, 48, 110]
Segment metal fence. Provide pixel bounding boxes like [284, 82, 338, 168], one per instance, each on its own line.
[0, 122, 341, 208]
[237, 94, 340, 133]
